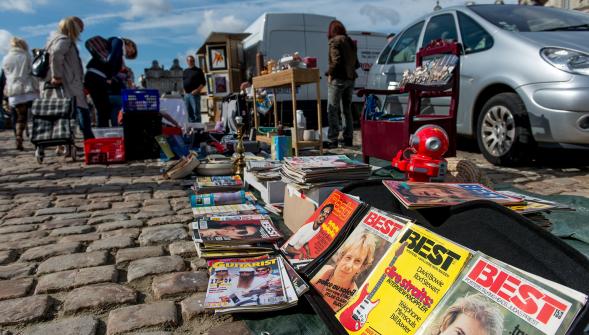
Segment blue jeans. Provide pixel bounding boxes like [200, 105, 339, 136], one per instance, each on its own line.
[109, 95, 122, 127]
[184, 94, 201, 123]
[78, 107, 95, 140]
[327, 78, 355, 142]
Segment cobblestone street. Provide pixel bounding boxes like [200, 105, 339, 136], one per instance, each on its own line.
[0, 129, 588, 334]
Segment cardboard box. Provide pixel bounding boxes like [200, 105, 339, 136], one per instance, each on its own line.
[282, 184, 317, 233]
[244, 170, 286, 204]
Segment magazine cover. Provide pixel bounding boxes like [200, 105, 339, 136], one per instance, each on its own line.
[194, 175, 243, 193]
[284, 155, 369, 170]
[281, 255, 309, 297]
[191, 203, 258, 216]
[192, 214, 283, 244]
[205, 257, 287, 311]
[382, 180, 524, 208]
[335, 225, 472, 334]
[310, 209, 413, 312]
[499, 190, 573, 214]
[417, 253, 587, 335]
[189, 190, 248, 208]
[280, 190, 362, 269]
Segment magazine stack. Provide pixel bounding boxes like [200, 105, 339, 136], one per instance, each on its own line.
[189, 175, 284, 258]
[246, 160, 282, 182]
[274, 188, 587, 335]
[204, 255, 308, 314]
[192, 214, 282, 258]
[280, 155, 371, 190]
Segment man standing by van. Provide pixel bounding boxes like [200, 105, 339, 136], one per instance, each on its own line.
[183, 55, 205, 123]
[326, 20, 359, 148]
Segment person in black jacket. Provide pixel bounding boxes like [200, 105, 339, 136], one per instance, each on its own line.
[183, 55, 205, 123]
[326, 20, 359, 148]
[84, 36, 137, 127]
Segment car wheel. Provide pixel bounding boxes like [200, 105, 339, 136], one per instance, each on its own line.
[476, 92, 534, 166]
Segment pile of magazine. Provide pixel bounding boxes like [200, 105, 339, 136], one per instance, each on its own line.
[280, 189, 588, 335]
[204, 255, 308, 314]
[246, 160, 282, 182]
[190, 175, 283, 258]
[383, 180, 574, 215]
[280, 155, 371, 189]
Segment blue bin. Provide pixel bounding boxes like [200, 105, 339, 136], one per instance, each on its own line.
[122, 89, 160, 113]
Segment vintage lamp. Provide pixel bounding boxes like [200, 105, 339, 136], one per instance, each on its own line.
[391, 124, 449, 182]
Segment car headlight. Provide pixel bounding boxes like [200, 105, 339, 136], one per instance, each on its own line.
[541, 48, 589, 75]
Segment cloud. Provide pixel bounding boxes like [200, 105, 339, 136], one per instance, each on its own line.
[0, 30, 13, 55]
[0, 0, 47, 13]
[359, 5, 401, 26]
[197, 10, 247, 38]
[120, 11, 196, 31]
[103, 0, 171, 18]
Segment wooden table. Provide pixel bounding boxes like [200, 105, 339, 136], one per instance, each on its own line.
[252, 68, 323, 156]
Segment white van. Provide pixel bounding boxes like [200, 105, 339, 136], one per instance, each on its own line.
[242, 13, 386, 114]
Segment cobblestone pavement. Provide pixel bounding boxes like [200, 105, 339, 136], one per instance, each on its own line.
[1, 129, 588, 335]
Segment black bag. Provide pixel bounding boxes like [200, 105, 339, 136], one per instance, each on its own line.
[32, 49, 50, 78]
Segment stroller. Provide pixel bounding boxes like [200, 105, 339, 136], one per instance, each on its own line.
[30, 86, 77, 163]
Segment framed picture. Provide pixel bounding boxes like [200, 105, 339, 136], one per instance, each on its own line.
[213, 73, 230, 97]
[197, 54, 207, 72]
[207, 45, 227, 71]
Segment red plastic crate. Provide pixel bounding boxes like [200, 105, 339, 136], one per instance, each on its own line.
[84, 137, 126, 164]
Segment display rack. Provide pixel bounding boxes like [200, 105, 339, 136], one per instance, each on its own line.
[359, 40, 461, 163]
[252, 68, 323, 156]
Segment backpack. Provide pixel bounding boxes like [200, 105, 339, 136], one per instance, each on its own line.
[32, 36, 66, 78]
[31, 49, 50, 78]
[85, 36, 110, 63]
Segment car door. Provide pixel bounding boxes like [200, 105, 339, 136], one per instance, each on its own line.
[381, 21, 424, 115]
[455, 11, 494, 135]
[419, 12, 460, 116]
[367, 38, 395, 90]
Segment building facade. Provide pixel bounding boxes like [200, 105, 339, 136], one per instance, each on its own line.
[520, 0, 589, 11]
[144, 59, 184, 94]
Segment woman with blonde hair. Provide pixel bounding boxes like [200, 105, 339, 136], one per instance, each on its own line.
[428, 293, 504, 335]
[43, 16, 94, 142]
[2, 37, 39, 150]
[311, 232, 377, 310]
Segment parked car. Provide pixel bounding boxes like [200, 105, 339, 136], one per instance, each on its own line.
[367, 4, 589, 165]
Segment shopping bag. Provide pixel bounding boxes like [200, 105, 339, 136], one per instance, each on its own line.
[30, 86, 76, 143]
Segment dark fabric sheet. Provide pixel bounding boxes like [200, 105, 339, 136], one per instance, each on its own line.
[243, 180, 589, 335]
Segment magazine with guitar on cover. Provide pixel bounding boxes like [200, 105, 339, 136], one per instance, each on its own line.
[335, 225, 472, 335]
[310, 208, 413, 312]
[205, 256, 288, 312]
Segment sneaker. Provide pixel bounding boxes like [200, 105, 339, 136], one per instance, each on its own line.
[343, 138, 353, 147]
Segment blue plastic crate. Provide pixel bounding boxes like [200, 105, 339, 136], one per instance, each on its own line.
[122, 89, 160, 112]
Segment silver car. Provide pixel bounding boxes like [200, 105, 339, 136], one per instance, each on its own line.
[367, 4, 589, 165]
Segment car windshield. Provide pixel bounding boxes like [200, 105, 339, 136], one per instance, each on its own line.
[470, 4, 589, 32]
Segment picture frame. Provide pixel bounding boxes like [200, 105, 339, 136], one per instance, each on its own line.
[212, 73, 230, 97]
[197, 54, 207, 72]
[207, 45, 227, 71]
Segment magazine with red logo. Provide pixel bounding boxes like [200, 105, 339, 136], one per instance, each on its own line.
[280, 190, 362, 269]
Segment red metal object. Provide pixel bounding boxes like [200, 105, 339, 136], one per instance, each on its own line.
[162, 126, 182, 136]
[84, 138, 126, 164]
[360, 39, 460, 163]
[391, 125, 449, 182]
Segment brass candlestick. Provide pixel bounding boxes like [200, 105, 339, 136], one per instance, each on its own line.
[234, 116, 246, 176]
